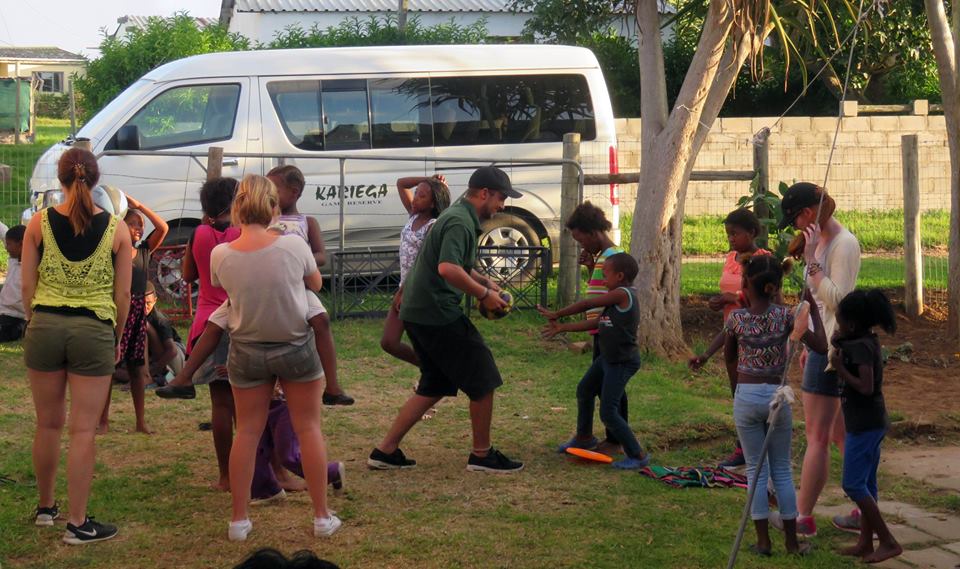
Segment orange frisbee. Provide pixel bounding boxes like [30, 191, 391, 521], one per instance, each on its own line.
[565, 447, 614, 463]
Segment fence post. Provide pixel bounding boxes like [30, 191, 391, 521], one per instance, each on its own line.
[901, 134, 923, 318]
[14, 62, 21, 145]
[207, 146, 224, 181]
[557, 133, 581, 307]
[68, 81, 77, 137]
[753, 129, 771, 248]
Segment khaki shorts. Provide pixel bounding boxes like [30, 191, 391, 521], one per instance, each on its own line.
[23, 311, 116, 376]
[227, 334, 323, 389]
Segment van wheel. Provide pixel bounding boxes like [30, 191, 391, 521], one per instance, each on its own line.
[150, 223, 197, 308]
[478, 214, 541, 285]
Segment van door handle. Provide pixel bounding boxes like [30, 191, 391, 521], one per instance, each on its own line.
[222, 158, 239, 167]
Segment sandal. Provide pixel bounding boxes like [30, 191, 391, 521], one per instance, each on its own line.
[322, 392, 355, 406]
[155, 384, 196, 400]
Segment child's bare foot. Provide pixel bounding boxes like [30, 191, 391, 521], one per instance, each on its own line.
[839, 543, 873, 557]
[864, 542, 902, 564]
[135, 423, 154, 435]
[211, 478, 230, 492]
[96, 423, 109, 435]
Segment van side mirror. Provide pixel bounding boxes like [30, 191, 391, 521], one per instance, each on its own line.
[116, 125, 141, 151]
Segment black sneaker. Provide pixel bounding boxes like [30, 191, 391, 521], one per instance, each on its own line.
[155, 384, 196, 399]
[322, 392, 355, 406]
[466, 448, 524, 473]
[63, 517, 118, 545]
[34, 503, 60, 526]
[367, 447, 416, 470]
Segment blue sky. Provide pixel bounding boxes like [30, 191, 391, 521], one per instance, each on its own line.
[0, 0, 221, 57]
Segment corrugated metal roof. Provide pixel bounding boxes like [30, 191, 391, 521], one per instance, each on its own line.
[235, 0, 521, 13]
[117, 15, 218, 31]
[0, 47, 85, 62]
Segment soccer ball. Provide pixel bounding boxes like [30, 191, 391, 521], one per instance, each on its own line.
[92, 185, 128, 218]
[478, 291, 513, 320]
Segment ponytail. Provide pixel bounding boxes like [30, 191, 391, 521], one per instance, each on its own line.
[57, 148, 101, 235]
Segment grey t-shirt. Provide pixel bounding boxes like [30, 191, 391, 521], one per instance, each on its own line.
[210, 234, 318, 344]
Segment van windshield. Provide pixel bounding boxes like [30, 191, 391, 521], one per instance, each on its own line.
[77, 79, 155, 142]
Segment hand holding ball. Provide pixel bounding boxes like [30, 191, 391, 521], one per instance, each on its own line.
[478, 290, 513, 320]
[92, 185, 129, 218]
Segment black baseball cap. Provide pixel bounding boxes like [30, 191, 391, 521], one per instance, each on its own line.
[468, 166, 522, 199]
[778, 182, 824, 230]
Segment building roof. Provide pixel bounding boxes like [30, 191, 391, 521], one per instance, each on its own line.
[234, 0, 524, 12]
[116, 15, 219, 32]
[0, 47, 85, 63]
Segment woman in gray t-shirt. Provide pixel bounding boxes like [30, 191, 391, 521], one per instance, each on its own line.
[210, 174, 341, 541]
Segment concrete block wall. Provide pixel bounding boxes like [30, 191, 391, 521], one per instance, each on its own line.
[613, 115, 951, 216]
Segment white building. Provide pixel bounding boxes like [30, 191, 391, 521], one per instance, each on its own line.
[219, 0, 674, 45]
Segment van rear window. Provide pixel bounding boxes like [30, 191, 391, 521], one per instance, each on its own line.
[267, 73, 595, 151]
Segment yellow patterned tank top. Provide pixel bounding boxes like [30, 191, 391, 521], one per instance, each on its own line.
[32, 208, 119, 324]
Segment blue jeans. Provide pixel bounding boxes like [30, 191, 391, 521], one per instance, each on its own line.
[733, 383, 798, 521]
[576, 354, 643, 458]
[842, 428, 885, 502]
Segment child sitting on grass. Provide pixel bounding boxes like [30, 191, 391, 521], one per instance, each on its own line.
[0, 225, 26, 342]
[171, 299, 345, 501]
[539, 252, 650, 470]
[831, 289, 901, 564]
[692, 255, 826, 557]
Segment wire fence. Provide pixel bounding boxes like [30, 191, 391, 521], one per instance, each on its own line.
[0, 129, 954, 314]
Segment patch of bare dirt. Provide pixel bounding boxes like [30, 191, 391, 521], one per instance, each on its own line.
[681, 292, 960, 425]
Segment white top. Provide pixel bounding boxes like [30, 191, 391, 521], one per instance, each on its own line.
[210, 235, 318, 344]
[399, 214, 436, 284]
[808, 228, 861, 343]
[0, 258, 24, 319]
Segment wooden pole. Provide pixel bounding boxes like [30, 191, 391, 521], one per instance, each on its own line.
[753, 129, 771, 249]
[207, 146, 224, 181]
[14, 62, 21, 145]
[68, 81, 77, 136]
[556, 133, 581, 307]
[901, 134, 923, 318]
[398, 0, 409, 36]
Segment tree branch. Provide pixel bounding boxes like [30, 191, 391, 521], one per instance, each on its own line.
[636, 0, 668, 160]
[668, 0, 734, 152]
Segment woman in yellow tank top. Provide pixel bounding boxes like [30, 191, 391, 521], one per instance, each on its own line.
[20, 147, 133, 545]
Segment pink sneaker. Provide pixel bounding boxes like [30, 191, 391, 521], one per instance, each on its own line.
[832, 508, 861, 534]
[769, 512, 818, 538]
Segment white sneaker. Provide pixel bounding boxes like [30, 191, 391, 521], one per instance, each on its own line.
[314, 513, 342, 537]
[228, 519, 252, 541]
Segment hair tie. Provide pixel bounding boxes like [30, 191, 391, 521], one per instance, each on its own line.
[73, 163, 87, 184]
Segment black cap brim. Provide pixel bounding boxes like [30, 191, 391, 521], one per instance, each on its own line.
[500, 187, 523, 199]
[777, 214, 795, 231]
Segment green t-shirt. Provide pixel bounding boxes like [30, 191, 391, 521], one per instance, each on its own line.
[400, 199, 481, 325]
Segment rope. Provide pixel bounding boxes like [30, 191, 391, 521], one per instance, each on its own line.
[724, 1, 872, 566]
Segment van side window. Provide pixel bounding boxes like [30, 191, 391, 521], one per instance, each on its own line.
[122, 84, 240, 150]
[322, 79, 370, 151]
[369, 78, 432, 149]
[431, 74, 595, 145]
[268, 80, 324, 150]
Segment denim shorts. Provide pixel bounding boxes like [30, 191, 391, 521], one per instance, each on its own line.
[802, 349, 841, 397]
[227, 334, 323, 389]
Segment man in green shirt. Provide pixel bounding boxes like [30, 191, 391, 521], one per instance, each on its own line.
[368, 166, 524, 473]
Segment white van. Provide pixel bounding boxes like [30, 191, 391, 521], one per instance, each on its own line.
[26, 44, 619, 258]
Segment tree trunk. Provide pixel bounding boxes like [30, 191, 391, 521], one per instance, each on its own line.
[923, 0, 960, 339]
[631, 0, 767, 356]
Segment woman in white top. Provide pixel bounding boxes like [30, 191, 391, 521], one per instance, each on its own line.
[209, 174, 339, 541]
[777, 182, 861, 537]
[380, 175, 450, 366]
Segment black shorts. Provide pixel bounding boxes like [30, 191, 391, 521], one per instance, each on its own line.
[404, 316, 503, 401]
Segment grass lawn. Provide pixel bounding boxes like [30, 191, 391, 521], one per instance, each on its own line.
[680, 256, 949, 297]
[0, 313, 948, 569]
[621, 210, 951, 256]
[0, 118, 72, 228]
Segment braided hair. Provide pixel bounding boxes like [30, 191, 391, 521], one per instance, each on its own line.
[742, 254, 793, 300]
[424, 177, 451, 219]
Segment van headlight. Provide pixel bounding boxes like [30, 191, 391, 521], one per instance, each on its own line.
[40, 189, 64, 209]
